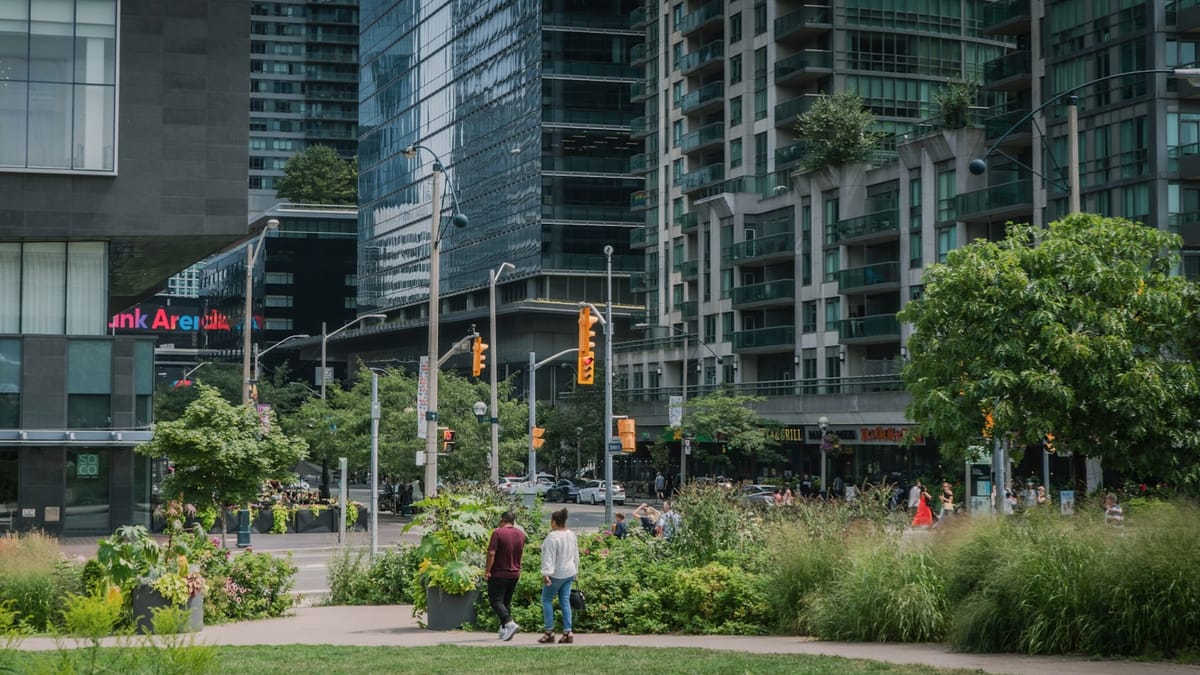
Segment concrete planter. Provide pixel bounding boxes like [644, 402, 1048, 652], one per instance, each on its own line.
[131, 585, 204, 634]
[424, 586, 479, 630]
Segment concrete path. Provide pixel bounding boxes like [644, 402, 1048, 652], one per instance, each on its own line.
[14, 605, 1199, 675]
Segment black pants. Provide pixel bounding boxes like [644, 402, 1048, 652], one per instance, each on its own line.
[487, 576, 519, 625]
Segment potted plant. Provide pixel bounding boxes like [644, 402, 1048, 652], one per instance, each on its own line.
[403, 493, 499, 630]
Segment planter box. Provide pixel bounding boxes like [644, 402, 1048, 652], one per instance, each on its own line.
[425, 587, 479, 630]
[132, 585, 204, 634]
[294, 508, 335, 532]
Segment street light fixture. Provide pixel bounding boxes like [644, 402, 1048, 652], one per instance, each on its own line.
[404, 143, 469, 499]
[320, 314, 387, 399]
[473, 400, 487, 423]
[633, 322, 722, 487]
[241, 218, 278, 405]
[252, 334, 310, 399]
[488, 261, 514, 484]
[968, 68, 1200, 215]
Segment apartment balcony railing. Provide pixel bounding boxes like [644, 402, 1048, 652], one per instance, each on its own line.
[836, 261, 900, 292]
[679, 163, 724, 192]
[677, 40, 723, 74]
[618, 374, 906, 401]
[774, 5, 833, 43]
[774, 94, 821, 128]
[981, 0, 1032, 34]
[723, 232, 794, 264]
[835, 313, 901, 342]
[629, 6, 648, 29]
[774, 49, 833, 85]
[545, 59, 640, 80]
[983, 49, 1032, 88]
[630, 115, 656, 138]
[732, 325, 796, 351]
[678, 211, 699, 232]
[678, 0, 723, 35]
[953, 180, 1032, 220]
[630, 188, 658, 211]
[545, 156, 633, 174]
[678, 122, 725, 154]
[679, 81, 724, 114]
[545, 11, 634, 31]
[543, 204, 641, 223]
[676, 259, 699, 279]
[775, 142, 807, 168]
[731, 279, 796, 306]
[678, 300, 698, 319]
[544, 108, 636, 127]
[629, 153, 648, 174]
[833, 209, 899, 243]
[983, 104, 1032, 141]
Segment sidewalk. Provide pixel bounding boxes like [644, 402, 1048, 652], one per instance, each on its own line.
[13, 605, 1199, 675]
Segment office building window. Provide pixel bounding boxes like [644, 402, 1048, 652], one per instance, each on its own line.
[936, 226, 956, 263]
[2, 241, 106, 335]
[729, 96, 742, 127]
[801, 202, 813, 285]
[0, 0, 118, 172]
[754, 132, 767, 174]
[802, 301, 817, 333]
[0, 339, 18, 427]
[936, 166, 956, 222]
[722, 311, 734, 341]
[264, 295, 293, 308]
[264, 318, 294, 330]
[729, 138, 742, 169]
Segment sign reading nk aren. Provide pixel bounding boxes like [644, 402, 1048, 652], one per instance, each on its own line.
[108, 307, 251, 332]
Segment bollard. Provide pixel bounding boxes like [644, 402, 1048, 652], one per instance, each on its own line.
[236, 508, 252, 548]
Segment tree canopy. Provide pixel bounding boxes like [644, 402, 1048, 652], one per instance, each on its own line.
[138, 384, 308, 514]
[274, 145, 357, 205]
[794, 91, 883, 171]
[684, 390, 782, 472]
[898, 213, 1200, 481]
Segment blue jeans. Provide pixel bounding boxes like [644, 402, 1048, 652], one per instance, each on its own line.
[541, 576, 573, 633]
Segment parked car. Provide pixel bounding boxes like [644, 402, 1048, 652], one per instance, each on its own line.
[577, 480, 625, 506]
[545, 479, 586, 503]
[741, 484, 777, 506]
[497, 477, 523, 493]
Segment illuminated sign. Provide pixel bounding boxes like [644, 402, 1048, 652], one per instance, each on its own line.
[108, 308, 258, 332]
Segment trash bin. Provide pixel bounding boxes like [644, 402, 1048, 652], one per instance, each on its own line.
[236, 508, 252, 548]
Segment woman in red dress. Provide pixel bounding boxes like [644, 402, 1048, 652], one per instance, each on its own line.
[911, 485, 934, 528]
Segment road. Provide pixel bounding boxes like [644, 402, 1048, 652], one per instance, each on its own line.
[251, 499, 618, 601]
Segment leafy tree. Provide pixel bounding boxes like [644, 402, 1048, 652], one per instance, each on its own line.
[138, 385, 307, 541]
[274, 145, 357, 205]
[684, 390, 783, 475]
[155, 361, 315, 423]
[933, 80, 980, 129]
[793, 91, 883, 171]
[899, 213, 1200, 480]
[544, 362, 610, 477]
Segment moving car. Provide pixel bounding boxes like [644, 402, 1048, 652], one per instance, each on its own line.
[545, 479, 586, 503]
[577, 480, 625, 506]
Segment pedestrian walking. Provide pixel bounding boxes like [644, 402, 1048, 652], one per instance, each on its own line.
[654, 472, 665, 500]
[539, 508, 579, 644]
[656, 500, 681, 540]
[484, 511, 526, 641]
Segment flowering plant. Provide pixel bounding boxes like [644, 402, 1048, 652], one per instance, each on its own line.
[819, 432, 842, 454]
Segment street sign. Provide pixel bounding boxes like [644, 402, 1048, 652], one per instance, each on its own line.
[607, 440, 623, 452]
[683, 437, 692, 455]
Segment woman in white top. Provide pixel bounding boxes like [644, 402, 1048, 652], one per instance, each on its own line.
[538, 507, 579, 644]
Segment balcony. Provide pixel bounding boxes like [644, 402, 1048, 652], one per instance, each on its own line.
[629, 227, 647, 249]
[544, 108, 636, 127]
[629, 6, 648, 29]
[630, 272, 651, 292]
[723, 232, 794, 264]
[953, 179, 1032, 224]
[983, 50, 1032, 92]
[630, 115, 656, 138]
[544, 252, 644, 273]
[835, 314, 901, 344]
[630, 188, 658, 211]
[774, 5, 833, 45]
[630, 78, 655, 102]
[1174, 0, 1200, 32]
[732, 325, 796, 352]
[774, 50, 833, 86]
[679, 163, 724, 193]
[629, 153, 648, 174]
[678, 122, 725, 154]
[983, 104, 1032, 145]
[678, 0, 723, 36]
[678, 212, 699, 232]
[1171, 143, 1200, 179]
[544, 156, 634, 175]
[774, 94, 821, 128]
[679, 81, 724, 115]
[678, 300, 698, 319]
[543, 204, 640, 223]
[545, 12, 635, 31]
[677, 40, 723, 75]
[731, 279, 796, 307]
[836, 261, 900, 293]
[676, 259, 699, 279]
[833, 209, 899, 244]
[775, 142, 807, 168]
[982, 0, 1032, 35]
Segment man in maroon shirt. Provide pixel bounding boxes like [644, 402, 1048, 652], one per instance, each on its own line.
[484, 510, 526, 641]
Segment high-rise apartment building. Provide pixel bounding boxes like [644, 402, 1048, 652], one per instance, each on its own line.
[249, 1, 360, 215]
[620, 0, 1200, 488]
[343, 1, 644, 392]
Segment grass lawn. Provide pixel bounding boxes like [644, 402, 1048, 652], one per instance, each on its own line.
[12, 645, 981, 674]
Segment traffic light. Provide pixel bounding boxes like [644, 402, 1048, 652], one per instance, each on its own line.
[471, 336, 488, 377]
[1043, 432, 1056, 454]
[577, 306, 597, 385]
[441, 428, 456, 453]
[532, 426, 546, 449]
[617, 418, 636, 453]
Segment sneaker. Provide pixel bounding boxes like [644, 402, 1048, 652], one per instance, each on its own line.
[558, 632, 573, 644]
[537, 631, 555, 644]
[500, 622, 519, 641]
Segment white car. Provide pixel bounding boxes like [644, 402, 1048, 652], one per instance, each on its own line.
[497, 477, 522, 493]
[577, 480, 625, 506]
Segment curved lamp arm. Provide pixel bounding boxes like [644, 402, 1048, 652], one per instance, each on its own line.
[403, 144, 470, 241]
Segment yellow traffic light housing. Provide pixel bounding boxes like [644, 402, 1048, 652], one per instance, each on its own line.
[532, 426, 546, 449]
[441, 428, 456, 453]
[577, 306, 597, 385]
[471, 336, 488, 377]
[617, 418, 636, 453]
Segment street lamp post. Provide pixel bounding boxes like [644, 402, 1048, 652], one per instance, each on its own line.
[404, 143, 469, 499]
[252, 334, 310, 396]
[320, 314, 387, 399]
[489, 262, 514, 485]
[603, 245, 614, 524]
[818, 415, 829, 499]
[242, 218, 278, 405]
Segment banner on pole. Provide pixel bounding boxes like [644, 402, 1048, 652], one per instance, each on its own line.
[416, 356, 429, 439]
[668, 395, 683, 428]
